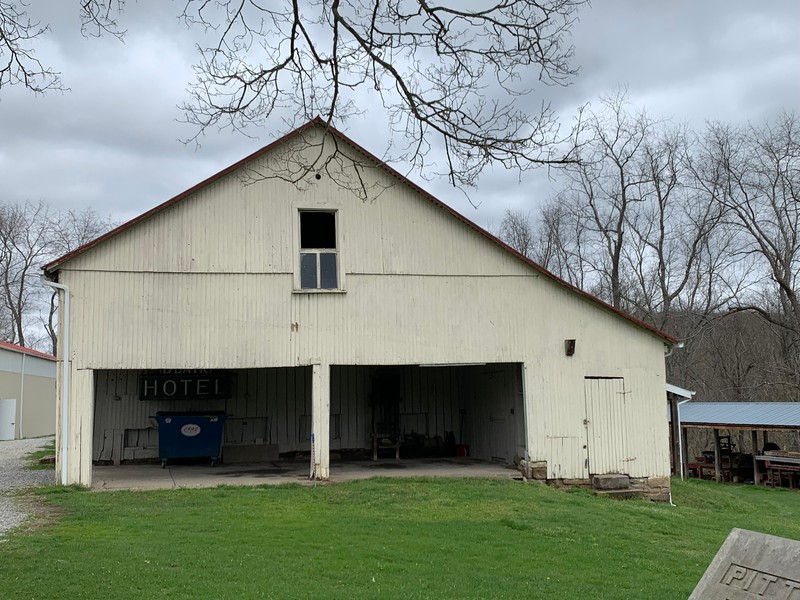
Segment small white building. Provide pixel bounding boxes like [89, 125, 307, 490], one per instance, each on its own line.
[0, 341, 56, 440]
[43, 119, 677, 498]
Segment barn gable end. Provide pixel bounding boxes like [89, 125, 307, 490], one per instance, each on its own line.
[44, 120, 674, 497]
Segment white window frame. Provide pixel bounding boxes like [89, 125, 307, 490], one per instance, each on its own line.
[293, 208, 346, 293]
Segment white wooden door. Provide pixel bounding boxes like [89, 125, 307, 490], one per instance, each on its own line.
[584, 378, 629, 475]
[0, 398, 16, 441]
[485, 369, 513, 463]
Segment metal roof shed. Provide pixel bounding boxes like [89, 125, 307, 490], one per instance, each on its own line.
[678, 402, 800, 485]
[680, 403, 800, 430]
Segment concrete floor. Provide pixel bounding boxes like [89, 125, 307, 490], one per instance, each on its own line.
[92, 457, 519, 491]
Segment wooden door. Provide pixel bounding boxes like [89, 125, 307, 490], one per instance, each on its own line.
[584, 378, 629, 475]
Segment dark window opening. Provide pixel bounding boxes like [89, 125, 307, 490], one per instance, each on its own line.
[299, 210, 338, 289]
[301, 212, 336, 249]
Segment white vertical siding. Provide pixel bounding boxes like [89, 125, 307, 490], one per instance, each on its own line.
[56, 125, 672, 485]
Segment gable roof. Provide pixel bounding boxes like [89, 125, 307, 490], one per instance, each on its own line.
[0, 340, 56, 361]
[43, 117, 677, 345]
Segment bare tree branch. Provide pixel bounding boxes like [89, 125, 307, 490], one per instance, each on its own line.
[0, 0, 125, 94]
[180, 0, 587, 193]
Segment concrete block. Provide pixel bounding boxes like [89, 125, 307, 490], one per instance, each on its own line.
[562, 478, 592, 487]
[647, 476, 670, 489]
[592, 474, 630, 490]
[689, 528, 800, 599]
[645, 490, 671, 503]
[531, 464, 547, 480]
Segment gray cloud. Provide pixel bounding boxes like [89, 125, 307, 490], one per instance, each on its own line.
[0, 1, 797, 233]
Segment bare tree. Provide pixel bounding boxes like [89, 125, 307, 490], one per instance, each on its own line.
[0, 200, 54, 346]
[181, 0, 586, 190]
[2, 1, 587, 195]
[702, 113, 800, 393]
[530, 195, 590, 290]
[623, 125, 749, 329]
[0, 1, 124, 93]
[43, 208, 117, 354]
[0, 200, 115, 352]
[40, 208, 118, 354]
[496, 209, 534, 258]
[553, 91, 655, 309]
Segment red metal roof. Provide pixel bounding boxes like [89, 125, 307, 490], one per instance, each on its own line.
[0, 340, 56, 360]
[43, 117, 678, 345]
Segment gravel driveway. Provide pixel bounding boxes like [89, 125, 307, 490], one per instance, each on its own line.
[0, 437, 56, 538]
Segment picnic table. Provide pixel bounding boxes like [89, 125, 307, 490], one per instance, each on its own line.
[756, 453, 800, 489]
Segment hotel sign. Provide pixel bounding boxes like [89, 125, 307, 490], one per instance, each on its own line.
[139, 370, 234, 401]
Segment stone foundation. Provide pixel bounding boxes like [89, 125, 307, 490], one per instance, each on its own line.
[518, 460, 672, 502]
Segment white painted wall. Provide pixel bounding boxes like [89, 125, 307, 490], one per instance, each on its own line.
[0, 349, 56, 439]
[51, 125, 671, 485]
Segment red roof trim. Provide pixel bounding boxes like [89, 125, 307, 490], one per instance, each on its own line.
[43, 117, 327, 273]
[0, 340, 56, 360]
[44, 117, 677, 345]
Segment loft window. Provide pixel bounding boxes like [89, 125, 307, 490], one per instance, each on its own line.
[299, 211, 338, 289]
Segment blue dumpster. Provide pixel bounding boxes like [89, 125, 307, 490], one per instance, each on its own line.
[154, 411, 226, 467]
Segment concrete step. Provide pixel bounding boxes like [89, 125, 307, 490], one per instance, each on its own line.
[594, 489, 645, 501]
[592, 473, 630, 490]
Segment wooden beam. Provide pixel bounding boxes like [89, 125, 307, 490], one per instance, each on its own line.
[681, 427, 689, 480]
[669, 398, 680, 474]
[751, 430, 760, 485]
[714, 428, 722, 483]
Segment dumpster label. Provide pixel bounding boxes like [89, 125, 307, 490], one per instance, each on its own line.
[180, 424, 201, 437]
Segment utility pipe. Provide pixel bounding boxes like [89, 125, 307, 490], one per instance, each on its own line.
[41, 277, 70, 485]
[664, 341, 685, 358]
[677, 399, 691, 480]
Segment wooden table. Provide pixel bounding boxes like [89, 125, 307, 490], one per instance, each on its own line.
[756, 455, 800, 488]
[688, 461, 733, 482]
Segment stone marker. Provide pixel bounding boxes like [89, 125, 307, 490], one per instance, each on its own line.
[689, 528, 800, 599]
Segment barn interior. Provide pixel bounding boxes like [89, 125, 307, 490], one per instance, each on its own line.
[91, 363, 525, 477]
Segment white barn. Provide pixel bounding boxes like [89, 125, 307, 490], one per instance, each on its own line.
[0, 341, 56, 440]
[43, 119, 676, 498]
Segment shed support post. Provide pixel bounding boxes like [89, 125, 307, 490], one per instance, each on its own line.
[669, 396, 680, 475]
[751, 430, 760, 485]
[713, 428, 722, 483]
[311, 363, 330, 480]
[680, 427, 689, 480]
[520, 363, 532, 479]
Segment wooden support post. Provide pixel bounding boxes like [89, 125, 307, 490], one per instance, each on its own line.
[311, 363, 330, 480]
[681, 427, 689, 480]
[713, 428, 722, 483]
[751, 430, 760, 485]
[669, 398, 680, 475]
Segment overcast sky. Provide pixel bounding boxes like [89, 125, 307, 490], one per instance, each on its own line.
[0, 1, 798, 232]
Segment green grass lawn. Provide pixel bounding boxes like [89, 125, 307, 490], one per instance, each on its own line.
[1, 477, 798, 599]
[23, 439, 56, 470]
